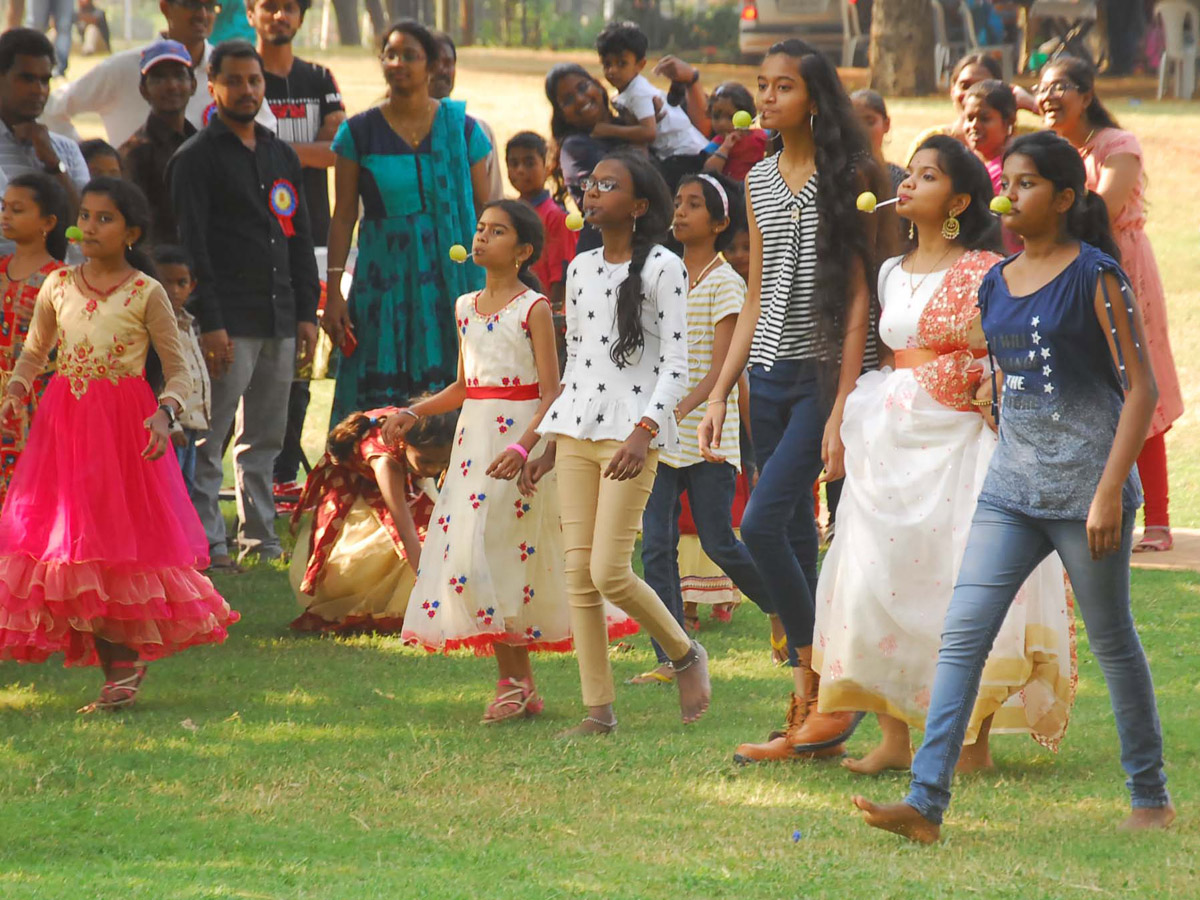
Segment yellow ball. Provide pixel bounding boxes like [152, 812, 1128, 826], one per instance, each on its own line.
[565, 211, 585, 232]
[448, 244, 468, 263]
[65, 225, 83, 241]
[856, 191, 877, 213]
[732, 110, 754, 130]
[989, 195, 1013, 215]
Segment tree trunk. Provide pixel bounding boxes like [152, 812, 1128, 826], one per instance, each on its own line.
[868, 0, 935, 96]
[333, 0, 363, 45]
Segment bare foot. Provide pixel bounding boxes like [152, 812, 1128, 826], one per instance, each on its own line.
[956, 742, 994, 774]
[843, 741, 912, 775]
[673, 640, 711, 724]
[853, 796, 941, 844]
[1118, 804, 1177, 832]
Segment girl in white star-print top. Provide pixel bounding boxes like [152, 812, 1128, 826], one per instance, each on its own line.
[534, 151, 711, 737]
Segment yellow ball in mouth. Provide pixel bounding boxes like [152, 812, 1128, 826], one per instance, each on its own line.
[855, 191, 877, 213]
[65, 225, 83, 241]
[732, 110, 754, 129]
[565, 211, 584, 232]
[448, 244, 468, 263]
[989, 195, 1013, 215]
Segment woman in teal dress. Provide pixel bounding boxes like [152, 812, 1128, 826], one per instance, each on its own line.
[324, 19, 491, 425]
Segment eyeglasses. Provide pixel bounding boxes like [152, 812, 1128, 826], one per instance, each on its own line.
[170, 0, 221, 12]
[582, 176, 620, 193]
[1035, 80, 1078, 99]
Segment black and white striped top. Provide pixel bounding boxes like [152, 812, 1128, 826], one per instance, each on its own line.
[746, 155, 820, 367]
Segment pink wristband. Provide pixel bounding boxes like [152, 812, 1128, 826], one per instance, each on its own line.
[505, 442, 530, 460]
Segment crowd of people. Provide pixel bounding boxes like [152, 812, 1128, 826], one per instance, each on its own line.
[0, 3, 1182, 844]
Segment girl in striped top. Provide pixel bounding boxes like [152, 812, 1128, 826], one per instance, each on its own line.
[698, 39, 884, 764]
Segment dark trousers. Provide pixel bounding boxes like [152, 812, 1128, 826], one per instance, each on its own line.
[642, 460, 773, 664]
[273, 380, 311, 484]
[740, 360, 828, 653]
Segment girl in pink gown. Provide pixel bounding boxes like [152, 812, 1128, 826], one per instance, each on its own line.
[1039, 57, 1184, 552]
[0, 177, 238, 712]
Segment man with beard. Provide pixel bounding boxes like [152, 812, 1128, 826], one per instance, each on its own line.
[0, 28, 87, 256]
[248, 0, 345, 498]
[169, 41, 320, 571]
[42, 0, 275, 146]
[430, 30, 504, 202]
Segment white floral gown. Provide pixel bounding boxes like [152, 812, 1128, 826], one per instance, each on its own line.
[813, 252, 1076, 748]
[404, 289, 636, 654]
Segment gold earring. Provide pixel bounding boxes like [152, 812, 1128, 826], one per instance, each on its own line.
[908, 221, 915, 240]
[127, 242, 133, 251]
[941, 214, 960, 241]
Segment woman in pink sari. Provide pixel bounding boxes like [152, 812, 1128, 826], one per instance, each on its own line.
[1039, 57, 1184, 552]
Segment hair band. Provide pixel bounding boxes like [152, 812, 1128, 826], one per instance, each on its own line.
[696, 174, 729, 219]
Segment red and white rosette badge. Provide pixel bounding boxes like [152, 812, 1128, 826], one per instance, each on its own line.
[202, 102, 217, 127]
[269, 179, 298, 237]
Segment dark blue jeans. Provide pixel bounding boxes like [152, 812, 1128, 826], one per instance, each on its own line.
[740, 360, 829, 654]
[907, 500, 1169, 823]
[642, 459, 772, 665]
[175, 428, 200, 499]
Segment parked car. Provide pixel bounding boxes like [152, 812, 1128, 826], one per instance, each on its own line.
[738, 0, 871, 65]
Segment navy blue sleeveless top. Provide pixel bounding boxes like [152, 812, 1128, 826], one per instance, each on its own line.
[978, 243, 1143, 519]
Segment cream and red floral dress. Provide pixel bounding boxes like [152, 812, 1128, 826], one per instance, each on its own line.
[404, 289, 636, 654]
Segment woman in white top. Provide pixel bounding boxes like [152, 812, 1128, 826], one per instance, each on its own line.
[533, 151, 711, 736]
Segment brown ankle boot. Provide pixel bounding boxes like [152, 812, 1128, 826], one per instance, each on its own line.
[767, 691, 805, 741]
[787, 646, 865, 752]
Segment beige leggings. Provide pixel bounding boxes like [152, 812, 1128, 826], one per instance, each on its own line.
[556, 436, 692, 707]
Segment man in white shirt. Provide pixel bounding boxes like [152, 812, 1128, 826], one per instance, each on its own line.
[0, 29, 88, 256]
[41, 0, 275, 145]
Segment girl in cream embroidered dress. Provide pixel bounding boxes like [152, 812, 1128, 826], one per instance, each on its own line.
[0, 266, 237, 666]
[813, 250, 1075, 751]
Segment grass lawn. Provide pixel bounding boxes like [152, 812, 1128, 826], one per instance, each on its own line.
[4, 48, 1198, 898]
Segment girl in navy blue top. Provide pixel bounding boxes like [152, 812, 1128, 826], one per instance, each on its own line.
[855, 131, 1174, 842]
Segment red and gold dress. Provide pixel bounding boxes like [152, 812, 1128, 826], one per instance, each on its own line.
[813, 251, 1076, 749]
[0, 256, 63, 506]
[0, 267, 238, 666]
[289, 410, 436, 634]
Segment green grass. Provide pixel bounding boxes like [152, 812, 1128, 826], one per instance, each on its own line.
[1, 556, 1197, 898]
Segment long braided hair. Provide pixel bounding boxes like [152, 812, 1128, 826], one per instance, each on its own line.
[602, 151, 674, 367]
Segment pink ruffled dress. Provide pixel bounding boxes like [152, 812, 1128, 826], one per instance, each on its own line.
[0, 267, 239, 666]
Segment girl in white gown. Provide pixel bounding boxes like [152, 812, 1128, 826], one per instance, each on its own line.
[813, 137, 1075, 773]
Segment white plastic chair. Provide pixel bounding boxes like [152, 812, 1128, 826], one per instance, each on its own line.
[841, 0, 869, 68]
[1154, 1, 1197, 99]
[956, 0, 1018, 80]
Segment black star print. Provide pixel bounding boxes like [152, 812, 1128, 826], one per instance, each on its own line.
[550, 411, 558, 420]
[600, 335, 610, 344]
[576, 416, 582, 425]
[571, 382, 577, 390]
[653, 366, 660, 375]
[616, 361, 627, 370]
[597, 384, 606, 393]
[585, 359, 593, 368]
[571, 298, 577, 306]
[632, 385, 643, 395]
[606, 289, 613, 297]
[596, 266, 604, 274]
[587, 311, 595, 320]
[672, 332, 682, 340]
[596, 414, 605, 424]
[655, 403, 664, 410]
[653, 250, 662, 258]
[674, 287, 682, 296]
[671, 372, 681, 379]
[658, 311, 665, 320]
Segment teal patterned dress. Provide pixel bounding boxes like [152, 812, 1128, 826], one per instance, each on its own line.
[330, 100, 489, 425]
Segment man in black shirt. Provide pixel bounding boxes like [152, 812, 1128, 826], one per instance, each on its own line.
[248, 0, 345, 493]
[169, 40, 320, 569]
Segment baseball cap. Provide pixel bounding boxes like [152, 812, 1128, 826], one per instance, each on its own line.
[140, 40, 193, 75]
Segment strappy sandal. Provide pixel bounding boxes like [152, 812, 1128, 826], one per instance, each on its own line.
[481, 677, 544, 724]
[627, 666, 674, 685]
[78, 661, 147, 714]
[711, 603, 734, 624]
[1134, 527, 1174, 553]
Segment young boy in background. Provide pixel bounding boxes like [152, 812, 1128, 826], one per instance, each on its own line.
[155, 245, 211, 502]
[505, 130, 576, 369]
[594, 20, 708, 191]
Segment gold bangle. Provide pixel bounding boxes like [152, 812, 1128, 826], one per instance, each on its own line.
[969, 398, 992, 408]
[706, 398, 726, 406]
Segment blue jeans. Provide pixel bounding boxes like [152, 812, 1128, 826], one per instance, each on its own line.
[907, 499, 1170, 824]
[175, 428, 200, 498]
[740, 360, 828, 654]
[642, 460, 772, 664]
[29, 0, 74, 74]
